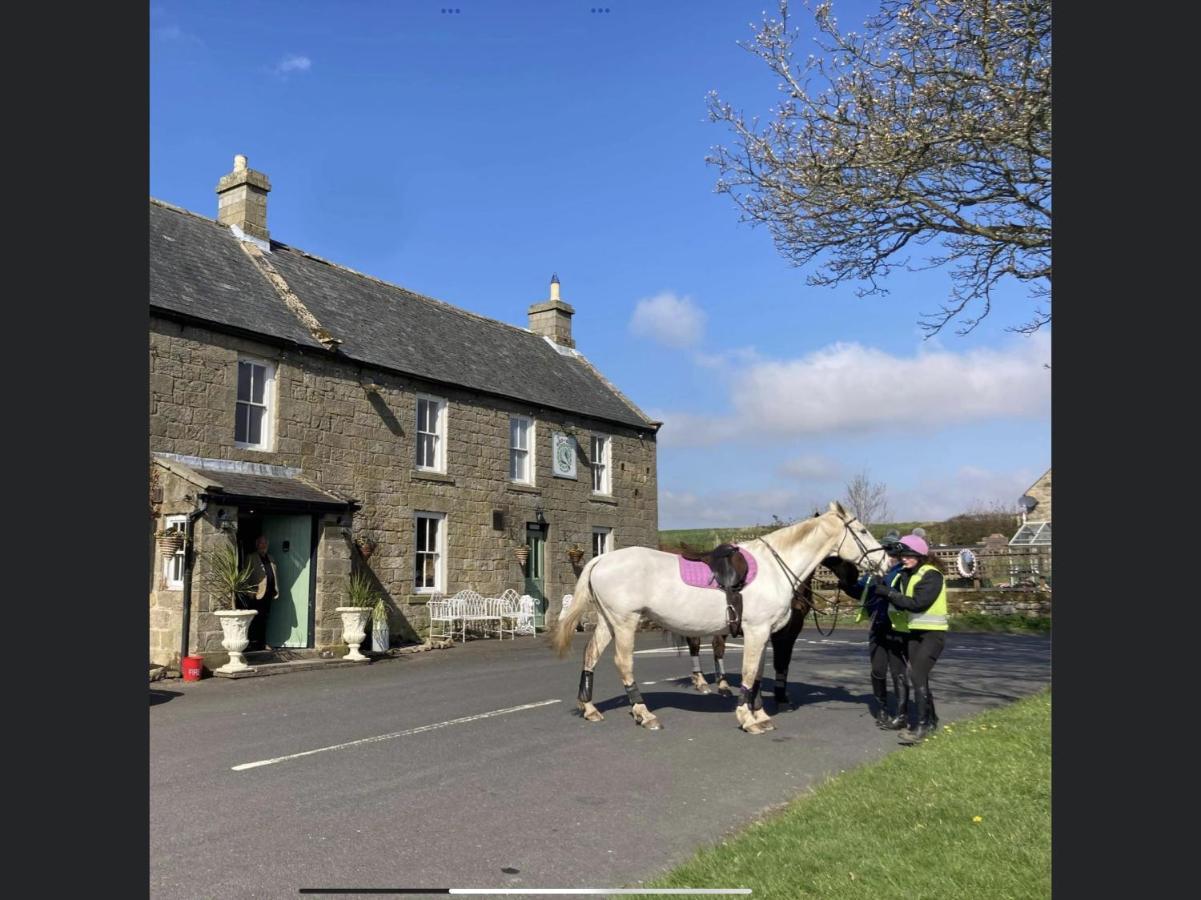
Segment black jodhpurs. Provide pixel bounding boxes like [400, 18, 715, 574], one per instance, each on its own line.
[868, 627, 907, 681]
[905, 629, 946, 697]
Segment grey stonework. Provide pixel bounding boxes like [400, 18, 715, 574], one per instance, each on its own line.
[149, 316, 658, 668]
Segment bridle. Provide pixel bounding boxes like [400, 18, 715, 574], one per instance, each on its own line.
[760, 516, 888, 637]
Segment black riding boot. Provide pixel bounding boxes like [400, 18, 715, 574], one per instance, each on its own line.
[882, 674, 909, 730]
[871, 675, 890, 727]
[927, 690, 939, 731]
[900, 691, 932, 744]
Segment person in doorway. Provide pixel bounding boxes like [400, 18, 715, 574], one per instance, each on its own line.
[243, 534, 278, 652]
[866, 533, 948, 744]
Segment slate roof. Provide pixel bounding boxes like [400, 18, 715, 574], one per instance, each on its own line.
[154, 454, 355, 508]
[149, 200, 656, 431]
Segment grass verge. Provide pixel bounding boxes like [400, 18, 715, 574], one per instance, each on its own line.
[950, 612, 1051, 635]
[650, 690, 1051, 899]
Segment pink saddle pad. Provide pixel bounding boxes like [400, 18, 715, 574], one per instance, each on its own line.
[677, 547, 758, 590]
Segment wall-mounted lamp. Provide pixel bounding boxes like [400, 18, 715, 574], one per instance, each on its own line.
[535, 507, 547, 527]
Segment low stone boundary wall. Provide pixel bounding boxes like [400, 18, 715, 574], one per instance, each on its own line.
[948, 589, 1051, 618]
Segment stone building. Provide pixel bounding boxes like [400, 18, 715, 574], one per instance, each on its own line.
[149, 155, 660, 670]
[1011, 467, 1052, 547]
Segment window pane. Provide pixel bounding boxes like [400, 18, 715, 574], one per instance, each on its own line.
[248, 405, 264, 445]
[417, 434, 433, 467]
[510, 418, 519, 447]
[427, 517, 439, 549]
[251, 365, 266, 404]
[417, 399, 429, 432]
[416, 518, 427, 552]
[235, 402, 248, 443]
[509, 451, 519, 481]
[237, 362, 251, 402]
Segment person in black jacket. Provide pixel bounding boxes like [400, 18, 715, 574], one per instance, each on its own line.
[825, 530, 909, 730]
[865, 533, 948, 744]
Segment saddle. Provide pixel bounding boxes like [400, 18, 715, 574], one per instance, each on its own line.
[679, 543, 750, 637]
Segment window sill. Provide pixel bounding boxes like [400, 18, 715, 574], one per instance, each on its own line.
[589, 495, 618, 506]
[412, 470, 455, 485]
[506, 482, 542, 495]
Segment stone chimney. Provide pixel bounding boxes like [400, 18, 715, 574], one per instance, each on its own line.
[215, 154, 271, 242]
[527, 273, 575, 348]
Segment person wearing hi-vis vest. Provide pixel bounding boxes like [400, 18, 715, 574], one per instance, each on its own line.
[825, 529, 909, 730]
[865, 532, 948, 744]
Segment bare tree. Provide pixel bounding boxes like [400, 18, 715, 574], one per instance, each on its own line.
[707, 0, 1051, 335]
[842, 469, 891, 526]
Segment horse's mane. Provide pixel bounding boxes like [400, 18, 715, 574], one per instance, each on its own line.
[750, 514, 830, 553]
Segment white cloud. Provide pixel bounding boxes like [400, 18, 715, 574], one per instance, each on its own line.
[660, 487, 809, 530]
[777, 454, 842, 481]
[693, 345, 763, 370]
[889, 465, 1039, 522]
[275, 55, 312, 75]
[629, 292, 706, 349]
[657, 333, 1050, 447]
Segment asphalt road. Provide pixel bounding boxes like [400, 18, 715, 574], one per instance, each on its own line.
[150, 627, 1050, 898]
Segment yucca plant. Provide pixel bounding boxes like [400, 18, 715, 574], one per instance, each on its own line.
[200, 537, 258, 610]
[371, 598, 388, 625]
[345, 569, 380, 609]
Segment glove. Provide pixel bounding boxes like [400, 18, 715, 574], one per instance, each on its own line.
[872, 581, 894, 600]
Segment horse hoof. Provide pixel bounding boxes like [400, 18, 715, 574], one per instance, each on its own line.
[642, 717, 663, 731]
[693, 680, 712, 694]
[742, 722, 767, 735]
[717, 680, 733, 697]
[582, 709, 605, 722]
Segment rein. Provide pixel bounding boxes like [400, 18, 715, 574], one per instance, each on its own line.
[760, 519, 888, 637]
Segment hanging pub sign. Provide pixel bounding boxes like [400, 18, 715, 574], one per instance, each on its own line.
[552, 432, 577, 479]
[957, 549, 978, 577]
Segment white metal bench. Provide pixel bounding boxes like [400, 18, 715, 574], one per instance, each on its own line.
[492, 589, 521, 639]
[426, 592, 452, 642]
[514, 594, 537, 636]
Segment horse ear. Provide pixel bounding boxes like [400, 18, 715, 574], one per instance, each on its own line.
[829, 500, 846, 516]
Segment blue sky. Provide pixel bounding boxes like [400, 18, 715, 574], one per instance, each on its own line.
[150, 0, 1051, 528]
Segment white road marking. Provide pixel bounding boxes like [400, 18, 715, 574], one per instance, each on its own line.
[231, 699, 561, 772]
[634, 644, 742, 655]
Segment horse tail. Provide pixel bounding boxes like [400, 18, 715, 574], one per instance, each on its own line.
[553, 555, 601, 657]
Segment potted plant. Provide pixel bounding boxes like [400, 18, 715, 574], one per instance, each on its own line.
[567, 544, 585, 568]
[200, 537, 259, 674]
[156, 526, 184, 556]
[514, 544, 530, 566]
[338, 569, 377, 661]
[354, 531, 379, 561]
[370, 598, 389, 653]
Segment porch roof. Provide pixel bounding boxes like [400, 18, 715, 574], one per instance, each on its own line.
[153, 453, 359, 511]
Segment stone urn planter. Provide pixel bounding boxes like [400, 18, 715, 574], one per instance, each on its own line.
[337, 607, 373, 661]
[213, 610, 257, 674]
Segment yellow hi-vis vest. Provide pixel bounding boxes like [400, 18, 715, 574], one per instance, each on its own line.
[895, 564, 948, 632]
[856, 570, 905, 628]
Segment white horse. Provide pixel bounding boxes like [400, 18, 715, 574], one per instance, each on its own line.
[553, 501, 889, 734]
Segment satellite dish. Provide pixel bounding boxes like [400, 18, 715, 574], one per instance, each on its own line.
[1019, 495, 1038, 511]
[957, 549, 977, 577]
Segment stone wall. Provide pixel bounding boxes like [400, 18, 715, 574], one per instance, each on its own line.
[947, 590, 1051, 618]
[149, 316, 659, 660]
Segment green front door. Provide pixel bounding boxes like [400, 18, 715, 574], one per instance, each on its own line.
[263, 514, 313, 648]
[524, 525, 547, 630]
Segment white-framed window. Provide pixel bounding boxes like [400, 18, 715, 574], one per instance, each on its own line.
[509, 416, 534, 484]
[592, 526, 612, 558]
[416, 395, 447, 472]
[235, 358, 275, 449]
[162, 515, 186, 590]
[414, 511, 446, 592]
[591, 434, 611, 494]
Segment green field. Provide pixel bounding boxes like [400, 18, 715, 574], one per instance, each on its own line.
[651, 690, 1052, 899]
